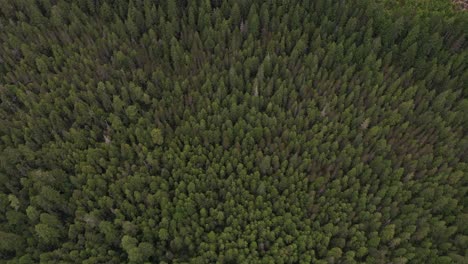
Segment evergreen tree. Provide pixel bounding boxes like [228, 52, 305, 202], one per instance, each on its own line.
[0, 0, 465, 263]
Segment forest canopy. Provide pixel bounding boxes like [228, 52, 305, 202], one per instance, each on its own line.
[0, 0, 467, 263]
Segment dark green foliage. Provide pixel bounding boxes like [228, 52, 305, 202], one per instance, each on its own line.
[0, 0, 467, 263]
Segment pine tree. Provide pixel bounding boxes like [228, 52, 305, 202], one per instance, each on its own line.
[247, 5, 260, 38]
[231, 3, 241, 29]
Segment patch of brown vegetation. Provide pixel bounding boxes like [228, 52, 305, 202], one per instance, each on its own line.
[453, 0, 468, 10]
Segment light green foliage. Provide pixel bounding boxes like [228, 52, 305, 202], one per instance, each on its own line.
[121, 235, 138, 252]
[382, 224, 396, 242]
[34, 223, 61, 246]
[151, 128, 164, 145]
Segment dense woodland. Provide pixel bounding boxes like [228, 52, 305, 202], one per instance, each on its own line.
[0, 0, 467, 263]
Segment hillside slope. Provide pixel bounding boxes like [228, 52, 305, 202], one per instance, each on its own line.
[0, 0, 467, 263]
